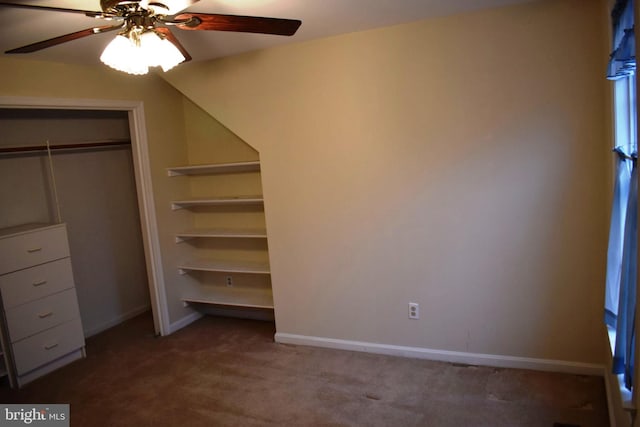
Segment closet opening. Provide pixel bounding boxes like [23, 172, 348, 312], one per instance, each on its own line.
[0, 97, 167, 339]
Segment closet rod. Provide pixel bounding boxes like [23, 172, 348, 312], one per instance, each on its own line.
[0, 139, 131, 154]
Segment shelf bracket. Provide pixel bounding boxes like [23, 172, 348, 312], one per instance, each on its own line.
[171, 203, 184, 211]
[178, 268, 189, 275]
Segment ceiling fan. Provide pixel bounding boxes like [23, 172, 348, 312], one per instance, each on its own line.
[0, 0, 302, 74]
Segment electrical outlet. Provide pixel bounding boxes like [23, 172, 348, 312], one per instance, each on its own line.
[408, 302, 419, 319]
[225, 276, 233, 287]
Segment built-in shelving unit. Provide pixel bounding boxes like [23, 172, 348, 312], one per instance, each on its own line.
[168, 160, 273, 312]
[0, 223, 85, 388]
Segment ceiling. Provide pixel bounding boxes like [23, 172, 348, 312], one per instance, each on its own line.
[0, 0, 534, 66]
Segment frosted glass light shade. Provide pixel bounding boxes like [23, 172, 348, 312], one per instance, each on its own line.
[100, 31, 186, 75]
[139, 31, 185, 72]
[100, 35, 148, 75]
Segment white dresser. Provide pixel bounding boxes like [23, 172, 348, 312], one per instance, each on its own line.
[0, 223, 85, 388]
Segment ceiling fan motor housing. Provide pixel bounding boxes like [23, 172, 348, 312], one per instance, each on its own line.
[100, 1, 169, 15]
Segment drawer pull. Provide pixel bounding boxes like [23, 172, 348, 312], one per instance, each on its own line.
[32, 280, 48, 287]
[27, 247, 42, 253]
[44, 343, 58, 350]
[38, 312, 54, 319]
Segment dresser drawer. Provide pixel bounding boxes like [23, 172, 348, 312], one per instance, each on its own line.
[0, 225, 70, 274]
[0, 258, 74, 309]
[13, 318, 84, 376]
[5, 289, 81, 343]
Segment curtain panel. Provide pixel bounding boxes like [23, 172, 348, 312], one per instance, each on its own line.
[608, 0, 636, 80]
[605, 0, 637, 390]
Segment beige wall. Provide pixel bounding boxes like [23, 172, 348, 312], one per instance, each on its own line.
[182, 98, 258, 165]
[0, 57, 194, 326]
[164, 0, 610, 363]
[0, 0, 612, 365]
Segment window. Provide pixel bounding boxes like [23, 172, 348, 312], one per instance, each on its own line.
[604, 0, 636, 399]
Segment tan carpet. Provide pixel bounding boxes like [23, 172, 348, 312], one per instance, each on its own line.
[0, 312, 609, 426]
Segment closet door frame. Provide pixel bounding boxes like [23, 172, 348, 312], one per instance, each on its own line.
[0, 96, 169, 336]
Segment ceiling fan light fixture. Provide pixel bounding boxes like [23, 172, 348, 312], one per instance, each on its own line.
[139, 31, 186, 72]
[100, 29, 186, 75]
[100, 34, 147, 75]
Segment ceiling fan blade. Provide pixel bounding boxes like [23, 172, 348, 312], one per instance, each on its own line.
[6, 25, 122, 54]
[0, 2, 99, 15]
[174, 13, 301, 36]
[155, 27, 192, 62]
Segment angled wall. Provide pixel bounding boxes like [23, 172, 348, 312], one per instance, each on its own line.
[163, 0, 611, 364]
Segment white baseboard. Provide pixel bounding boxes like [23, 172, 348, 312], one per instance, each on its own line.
[84, 304, 151, 338]
[167, 311, 203, 335]
[274, 332, 604, 376]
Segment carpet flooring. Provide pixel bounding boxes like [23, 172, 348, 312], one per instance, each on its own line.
[0, 312, 610, 426]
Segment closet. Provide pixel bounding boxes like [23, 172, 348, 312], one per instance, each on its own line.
[0, 108, 151, 385]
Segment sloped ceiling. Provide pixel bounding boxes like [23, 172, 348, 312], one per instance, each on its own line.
[0, 0, 534, 65]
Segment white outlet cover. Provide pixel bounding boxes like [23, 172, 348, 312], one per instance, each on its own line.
[408, 303, 419, 319]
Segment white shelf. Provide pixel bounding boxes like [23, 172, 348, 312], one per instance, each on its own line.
[182, 286, 273, 309]
[178, 259, 270, 275]
[171, 196, 264, 210]
[175, 228, 267, 243]
[167, 161, 260, 176]
[0, 223, 58, 238]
